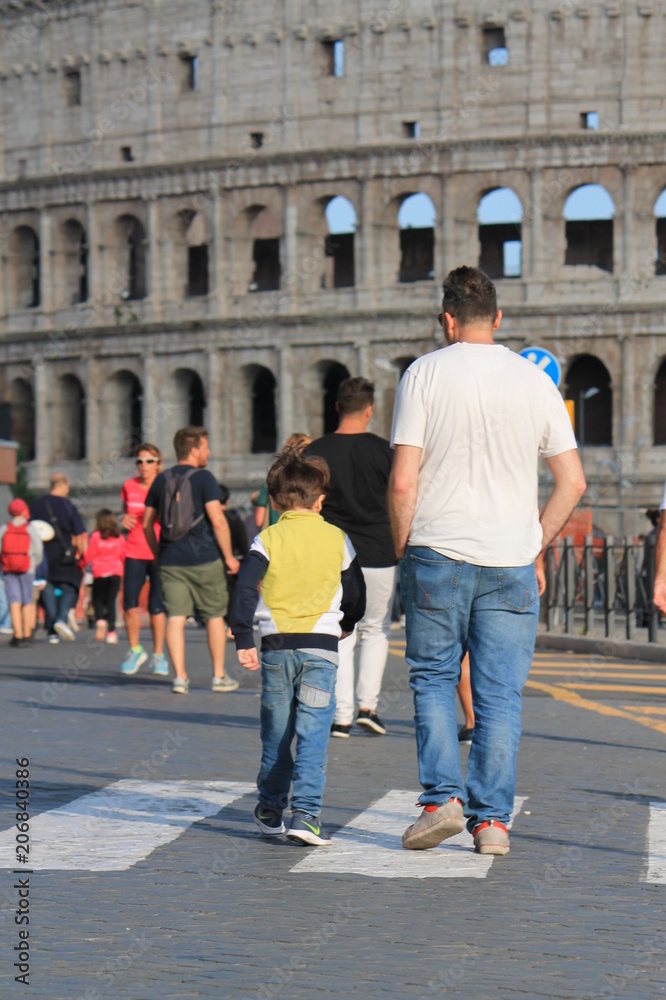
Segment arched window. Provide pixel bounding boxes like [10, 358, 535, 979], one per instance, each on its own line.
[654, 359, 666, 444]
[172, 369, 206, 426]
[324, 196, 356, 288]
[563, 185, 614, 273]
[654, 190, 666, 276]
[9, 378, 35, 460]
[250, 367, 277, 453]
[104, 371, 142, 458]
[179, 210, 209, 297]
[116, 215, 147, 300]
[9, 226, 40, 309]
[249, 207, 281, 292]
[564, 355, 612, 446]
[478, 188, 523, 278]
[322, 362, 351, 434]
[61, 220, 88, 305]
[54, 375, 86, 460]
[398, 193, 435, 283]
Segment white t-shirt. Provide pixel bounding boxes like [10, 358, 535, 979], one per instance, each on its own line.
[390, 342, 578, 567]
[659, 483, 666, 510]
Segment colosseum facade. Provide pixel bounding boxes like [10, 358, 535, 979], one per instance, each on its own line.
[1, 0, 666, 532]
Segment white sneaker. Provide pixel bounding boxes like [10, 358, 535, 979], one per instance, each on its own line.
[54, 620, 75, 642]
[67, 609, 80, 633]
[48, 635, 60, 644]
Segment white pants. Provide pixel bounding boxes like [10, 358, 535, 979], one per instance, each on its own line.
[334, 565, 397, 725]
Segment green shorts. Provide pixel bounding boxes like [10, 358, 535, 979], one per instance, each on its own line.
[159, 560, 228, 621]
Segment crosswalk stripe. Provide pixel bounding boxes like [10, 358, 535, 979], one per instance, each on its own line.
[289, 790, 526, 879]
[644, 802, 666, 884]
[0, 780, 255, 871]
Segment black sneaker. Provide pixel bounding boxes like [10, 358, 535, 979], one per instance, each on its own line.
[9, 636, 21, 648]
[330, 723, 352, 739]
[356, 709, 386, 735]
[457, 727, 474, 745]
[287, 811, 332, 846]
[253, 803, 286, 836]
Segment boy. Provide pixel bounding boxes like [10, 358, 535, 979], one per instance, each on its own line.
[231, 453, 366, 846]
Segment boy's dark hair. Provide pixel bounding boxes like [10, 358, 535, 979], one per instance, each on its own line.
[95, 508, 121, 539]
[441, 266, 497, 328]
[267, 453, 330, 511]
[337, 376, 374, 417]
[218, 482, 230, 505]
[173, 426, 208, 462]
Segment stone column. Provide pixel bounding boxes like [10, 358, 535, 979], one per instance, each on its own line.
[621, 166, 639, 279]
[38, 211, 53, 318]
[284, 187, 299, 304]
[211, 188, 227, 314]
[358, 179, 376, 307]
[34, 361, 50, 487]
[85, 202, 99, 309]
[147, 197, 162, 321]
[85, 355, 100, 466]
[277, 345, 293, 445]
[142, 352, 161, 452]
[206, 349, 224, 478]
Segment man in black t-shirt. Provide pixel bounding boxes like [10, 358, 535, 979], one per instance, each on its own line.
[143, 426, 240, 695]
[306, 377, 396, 737]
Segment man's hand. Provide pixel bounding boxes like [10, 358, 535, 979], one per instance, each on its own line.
[654, 578, 666, 614]
[122, 514, 137, 531]
[388, 445, 421, 560]
[535, 553, 546, 596]
[237, 647, 259, 671]
[225, 556, 240, 576]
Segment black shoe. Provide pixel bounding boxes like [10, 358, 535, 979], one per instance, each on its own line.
[458, 727, 474, 745]
[9, 636, 21, 648]
[330, 723, 352, 739]
[253, 802, 286, 836]
[18, 636, 33, 647]
[356, 709, 386, 735]
[287, 811, 332, 846]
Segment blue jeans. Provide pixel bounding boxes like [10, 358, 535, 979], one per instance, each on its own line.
[0, 577, 11, 629]
[401, 546, 539, 831]
[41, 582, 79, 635]
[257, 650, 337, 817]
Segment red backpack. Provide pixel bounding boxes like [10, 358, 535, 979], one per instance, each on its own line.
[1, 523, 31, 574]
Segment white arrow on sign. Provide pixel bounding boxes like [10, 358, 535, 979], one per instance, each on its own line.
[0, 780, 255, 871]
[290, 790, 527, 879]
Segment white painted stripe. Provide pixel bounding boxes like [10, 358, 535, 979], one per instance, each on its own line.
[0, 780, 255, 871]
[645, 801, 666, 884]
[290, 790, 527, 879]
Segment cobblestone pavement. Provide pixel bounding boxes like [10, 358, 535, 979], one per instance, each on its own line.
[0, 625, 665, 999]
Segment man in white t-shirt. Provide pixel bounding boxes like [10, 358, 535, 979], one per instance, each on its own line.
[389, 266, 586, 857]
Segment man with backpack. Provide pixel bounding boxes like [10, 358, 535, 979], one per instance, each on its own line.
[143, 426, 240, 694]
[0, 499, 43, 647]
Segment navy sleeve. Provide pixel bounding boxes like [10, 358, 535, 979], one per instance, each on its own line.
[145, 474, 163, 510]
[199, 470, 222, 504]
[68, 500, 86, 536]
[230, 550, 269, 650]
[340, 557, 366, 633]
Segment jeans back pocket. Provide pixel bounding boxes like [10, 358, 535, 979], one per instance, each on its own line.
[497, 566, 539, 612]
[411, 553, 463, 613]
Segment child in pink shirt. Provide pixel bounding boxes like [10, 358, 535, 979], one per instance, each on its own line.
[84, 509, 126, 643]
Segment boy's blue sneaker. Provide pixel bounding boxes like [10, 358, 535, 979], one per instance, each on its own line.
[120, 648, 148, 675]
[253, 803, 286, 837]
[287, 811, 332, 847]
[152, 653, 169, 677]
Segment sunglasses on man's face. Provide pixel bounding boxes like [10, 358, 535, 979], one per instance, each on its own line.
[136, 458, 158, 465]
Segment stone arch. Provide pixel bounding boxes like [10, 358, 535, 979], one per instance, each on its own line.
[563, 185, 615, 273]
[564, 354, 612, 446]
[321, 361, 351, 435]
[173, 367, 206, 424]
[59, 219, 88, 306]
[246, 206, 281, 293]
[654, 190, 666, 276]
[233, 364, 278, 454]
[478, 188, 523, 279]
[397, 193, 436, 283]
[102, 370, 143, 458]
[9, 378, 35, 460]
[8, 226, 40, 310]
[53, 374, 86, 461]
[653, 358, 666, 445]
[114, 214, 147, 300]
[170, 209, 210, 297]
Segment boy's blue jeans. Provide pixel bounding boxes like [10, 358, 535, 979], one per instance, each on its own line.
[257, 650, 337, 817]
[400, 546, 539, 831]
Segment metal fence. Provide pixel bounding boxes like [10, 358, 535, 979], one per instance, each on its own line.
[543, 535, 660, 642]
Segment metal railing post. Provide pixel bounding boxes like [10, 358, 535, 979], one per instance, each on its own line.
[584, 535, 594, 635]
[604, 536, 615, 638]
[564, 536, 575, 634]
[546, 545, 557, 631]
[645, 534, 659, 643]
[624, 535, 636, 642]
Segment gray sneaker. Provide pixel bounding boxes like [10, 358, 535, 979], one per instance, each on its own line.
[172, 676, 190, 695]
[473, 820, 510, 856]
[211, 674, 239, 693]
[402, 797, 464, 851]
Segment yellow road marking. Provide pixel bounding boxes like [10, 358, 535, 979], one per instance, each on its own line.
[621, 706, 666, 715]
[555, 682, 666, 694]
[524, 679, 666, 735]
[530, 670, 666, 681]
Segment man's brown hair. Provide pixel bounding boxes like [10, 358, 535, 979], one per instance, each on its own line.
[267, 453, 330, 511]
[337, 376, 374, 417]
[173, 426, 208, 462]
[441, 266, 497, 328]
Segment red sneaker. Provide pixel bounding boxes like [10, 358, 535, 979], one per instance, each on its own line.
[473, 819, 510, 856]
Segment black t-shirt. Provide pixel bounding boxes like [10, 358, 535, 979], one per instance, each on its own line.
[145, 466, 222, 567]
[30, 494, 86, 587]
[305, 433, 396, 568]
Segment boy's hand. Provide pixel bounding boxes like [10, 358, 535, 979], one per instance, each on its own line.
[340, 631, 352, 640]
[237, 647, 260, 671]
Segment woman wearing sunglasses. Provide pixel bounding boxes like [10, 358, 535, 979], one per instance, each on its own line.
[119, 443, 169, 677]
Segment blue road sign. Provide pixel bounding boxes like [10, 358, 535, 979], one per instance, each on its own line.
[519, 347, 561, 388]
